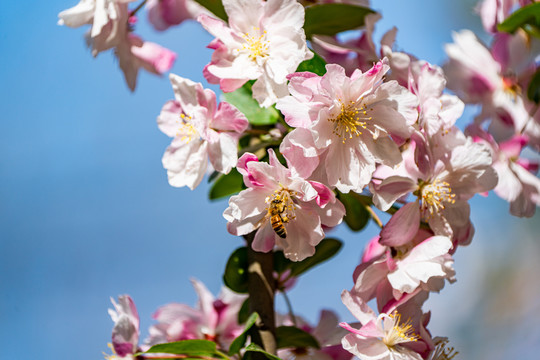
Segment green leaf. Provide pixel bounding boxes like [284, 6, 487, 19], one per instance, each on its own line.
[223, 83, 281, 126]
[223, 247, 249, 293]
[339, 192, 370, 231]
[209, 168, 244, 200]
[289, 238, 342, 276]
[228, 312, 259, 355]
[528, 68, 540, 104]
[276, 326, 320, 350]
[238, 298, 250, 324]
[497, 3, 540, 36]
[244, 344, 283, 360]
[193, 0, 228, 21]
[304, 4, 375, 38]
[144, 340, 222, 357]
[296, 53, 327, 76]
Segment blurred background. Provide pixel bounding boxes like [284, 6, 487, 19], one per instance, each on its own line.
[1, 0, 539, 359]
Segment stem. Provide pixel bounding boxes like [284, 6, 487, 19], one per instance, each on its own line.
[281, 291, 297, 327]
[130, 0, 147, 17]
[244, 233, 277, 358]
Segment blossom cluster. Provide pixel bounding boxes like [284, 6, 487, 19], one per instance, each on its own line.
[58, 0, 540, 359]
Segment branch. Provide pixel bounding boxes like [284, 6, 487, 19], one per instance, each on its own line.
[244, 233, 277, 358]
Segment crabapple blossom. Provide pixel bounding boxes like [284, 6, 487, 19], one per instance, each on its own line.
[146, 0, 208, 31]
[407, 61, 465, 137]
[223, 149, 345, 261]
[157, 74, 248, 190]
[106, 295, 140, 360]
[352, 233, 455, 302]
[58, 0, 137, 56]
[478, 0, 534, 33]
[468, 124, 540, 217]
[147, 279, 246, 349]
[371, 132, 497, 245]
[339, 291, 432, 360]
[444, 30, 536, 142]
[277, 59, 417, 193]
[198, 0, 313, 107]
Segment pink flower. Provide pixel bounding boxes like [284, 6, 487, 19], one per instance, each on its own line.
[371, 132, 497, 245]
[146, 0, 209, 31]
[339, 291, 431, 360]
[277, 60, 417, 193]
[408, 62, 464, 138]
[58, 0, 137, 56]
[116, 34, 177, 91]
[444, 30, 533, 141]
[158, 74, 248, 190]
[106, 295, 140, 359]
[352, 233, 455, 301]
[478, 0, 531, 33]
[147, 279, 246, 349]
[198, 0, 313, 107]
[223, 149, 345, 261]
[468, 125, 540, 217]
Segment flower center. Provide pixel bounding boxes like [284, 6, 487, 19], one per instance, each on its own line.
[418, 179, 456, 218]
[329, 99, 372, 143]
[382, 312, 419, 347]
[177, 113, 199, 143]
[241, 28, 270, 62]
[502, 75, 521, 100]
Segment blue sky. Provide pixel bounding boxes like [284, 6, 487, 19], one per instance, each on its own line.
[1, 1, 538, 359]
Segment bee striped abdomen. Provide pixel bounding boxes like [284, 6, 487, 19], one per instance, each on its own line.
[271, 214, 287, 238]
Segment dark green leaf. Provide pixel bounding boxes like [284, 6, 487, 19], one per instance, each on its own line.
[223, 83, 281, 126]
[229, 312, 259, 355]
[296, 53, 327, 76]
[209, 168, 244, 200]
[223, 247, 249, 293]
[497, 3, 540, 36]
[527, 68, 540, 104]
[238, 298, 250, 324]
[244, 344, 283, 360]
[193, 0, 228, 21]
[304, 4, 375, 38]
[289, 238, 342, 276]
[339, 193, 370, 231]
[276, 326, 320, 350]
[144, 340, 220, 357]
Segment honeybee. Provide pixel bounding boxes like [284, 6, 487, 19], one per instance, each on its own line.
[268, 198, 289, 238]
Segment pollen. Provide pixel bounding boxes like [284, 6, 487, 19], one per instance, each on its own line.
[329, 99, 371, 143]
[176, 113, 199, 143]
[418, 179, 456, 218]
[382, 312, 419, 347]
[240, 28, 270, 62]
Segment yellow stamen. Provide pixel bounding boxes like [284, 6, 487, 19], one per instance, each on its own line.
[382, 312, 419, 347]
[176, 113, 199, 143]
[329, 99, 371, 143]
[240, 28, 270, 62]
[418, 179, 456, 219]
